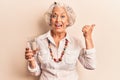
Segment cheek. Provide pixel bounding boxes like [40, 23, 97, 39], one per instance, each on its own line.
[63, 19, 69, 25]
[50, 18, 55, 24]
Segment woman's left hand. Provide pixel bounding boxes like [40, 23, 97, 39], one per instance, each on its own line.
[82, 24, 95, 39]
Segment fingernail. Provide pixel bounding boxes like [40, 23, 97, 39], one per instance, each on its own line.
[26, 48, 29, 50]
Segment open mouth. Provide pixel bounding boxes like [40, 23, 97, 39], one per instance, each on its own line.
[55, 23, 62, 28]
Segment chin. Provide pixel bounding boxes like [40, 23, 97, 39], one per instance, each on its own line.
[55, 29, 65, 33]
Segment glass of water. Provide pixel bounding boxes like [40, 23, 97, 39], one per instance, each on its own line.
[26, 38, 38, 55]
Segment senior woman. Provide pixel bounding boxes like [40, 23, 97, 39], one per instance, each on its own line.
[25, 2, 96, 80]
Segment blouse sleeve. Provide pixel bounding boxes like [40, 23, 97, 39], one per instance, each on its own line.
[78, 48, 96, 70]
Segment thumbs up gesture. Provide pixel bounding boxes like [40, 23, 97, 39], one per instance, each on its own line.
[82, 24, 95, 39]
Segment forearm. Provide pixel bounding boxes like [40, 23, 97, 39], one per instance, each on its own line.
[28, 58, 36, 69]
[28, 59, 36, 69]
[82, 24, 95, 49]
[27, 59, 40, 76]
[85, 37, 94, 49]
[81, 24, 96, 70]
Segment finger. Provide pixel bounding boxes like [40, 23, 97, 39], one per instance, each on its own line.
[25, 54, 34, 58]
[25, 52, 34, 57]
[25, 54, 34, 60]
[26, 48, 29, 50]
[82, 27, 87, 32]
[25, 48, 30, 53]
[25, 56, 30, 60]
[25, 56, 29, 59]
[91, 24, 95, 28]
[91, 24, 95, 27]
[82, 25, 87, 31]
[25, 51, 32, 55]
[25, 49, 33, 54]
[28, 57, 35, 61]
[91, 24, 95, 30]
[25, 55, 34, 59]
[25, 56, 34, 60]
[82, 26, 90, 32]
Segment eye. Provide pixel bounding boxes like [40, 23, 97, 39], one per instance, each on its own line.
[61, 15, 65, 18]
[52, 15, 57, 18]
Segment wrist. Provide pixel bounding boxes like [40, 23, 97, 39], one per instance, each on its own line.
[84, 36, 92, 40]
[28, 57, 35, 63]
[28, 58, 36, 69]
[84, 37, 94, 49]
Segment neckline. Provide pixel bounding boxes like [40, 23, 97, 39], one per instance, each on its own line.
[47, 38, 68, 62]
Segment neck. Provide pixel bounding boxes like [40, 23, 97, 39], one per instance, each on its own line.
[51, 30, 66, 40]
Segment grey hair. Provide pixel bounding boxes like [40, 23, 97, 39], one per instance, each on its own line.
[44, 2, 76, 27]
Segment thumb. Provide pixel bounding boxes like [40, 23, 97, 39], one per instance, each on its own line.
[91, 24, 95, 30]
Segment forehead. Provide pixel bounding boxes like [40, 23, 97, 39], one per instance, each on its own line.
[52, 7, 67, 14]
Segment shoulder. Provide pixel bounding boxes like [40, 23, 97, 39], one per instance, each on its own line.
[36, 30, 50, 40]
[35, 31, 48, 44]
[35, 32, 49, 49]
[37, 33, 47, 40]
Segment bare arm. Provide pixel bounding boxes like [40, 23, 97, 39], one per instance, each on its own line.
[82, 24, 95, 49]
[78, 24, 96, 70]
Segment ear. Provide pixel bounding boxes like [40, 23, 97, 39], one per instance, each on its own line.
[49, 16, 52, 26]
[49, 20, 52, 26]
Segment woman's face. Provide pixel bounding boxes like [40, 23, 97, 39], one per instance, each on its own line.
[50, 7, 69, 33]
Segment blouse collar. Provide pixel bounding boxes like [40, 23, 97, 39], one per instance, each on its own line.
[46, 30, 71, 45]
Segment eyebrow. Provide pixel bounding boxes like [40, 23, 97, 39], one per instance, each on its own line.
[52, 12, 66, 15]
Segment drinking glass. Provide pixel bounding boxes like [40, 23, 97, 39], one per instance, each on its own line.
[26, 38, 38, 55]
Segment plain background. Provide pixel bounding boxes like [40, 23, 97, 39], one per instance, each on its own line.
[0, 0, 120, 80]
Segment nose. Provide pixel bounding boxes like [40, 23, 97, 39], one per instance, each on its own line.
[56, 16, 61, 22]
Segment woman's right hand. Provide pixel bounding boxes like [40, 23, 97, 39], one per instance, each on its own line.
[25, 48, 35, 62]
[25, 48, 38, 69]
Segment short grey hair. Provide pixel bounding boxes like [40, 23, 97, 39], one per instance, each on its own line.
[44, 2, 76, 27]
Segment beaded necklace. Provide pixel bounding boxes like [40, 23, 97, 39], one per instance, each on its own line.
[47, 38, 68, 62]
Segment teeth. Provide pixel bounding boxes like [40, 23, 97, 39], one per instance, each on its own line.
[55, 23, 61, 27]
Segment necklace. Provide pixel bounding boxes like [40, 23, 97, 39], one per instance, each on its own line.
[47, 38, 68, 62]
